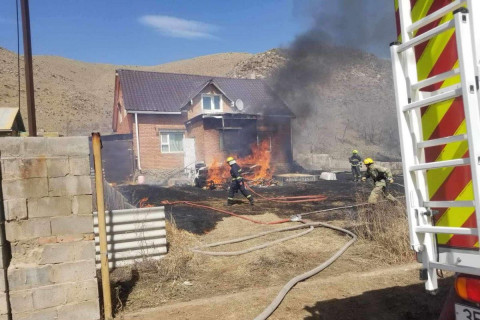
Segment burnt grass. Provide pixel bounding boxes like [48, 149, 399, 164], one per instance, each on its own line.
[117, 172, 405, 234]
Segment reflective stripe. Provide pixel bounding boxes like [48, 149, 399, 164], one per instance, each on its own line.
[228, 197, 234, 200]
[247, 195, 252, 198]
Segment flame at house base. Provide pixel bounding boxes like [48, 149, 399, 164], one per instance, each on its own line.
[207, 140, 274, 185]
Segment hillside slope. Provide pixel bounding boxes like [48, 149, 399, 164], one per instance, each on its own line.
[0, 47, 251, 135]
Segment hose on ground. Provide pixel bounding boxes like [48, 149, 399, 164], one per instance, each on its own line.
[253, 221, 357, 320]
[191, 219, 357, 320]
[192, 224, 314, 256]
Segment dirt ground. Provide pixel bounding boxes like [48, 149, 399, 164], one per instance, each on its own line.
[113, 175, 452, 320]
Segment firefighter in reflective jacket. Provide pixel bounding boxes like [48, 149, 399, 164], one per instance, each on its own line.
[349, 150, 362, 181]
[361, 158, 398, 204]
[226, 156, 254, 206]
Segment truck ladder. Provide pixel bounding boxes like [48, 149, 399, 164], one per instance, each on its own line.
[391, 0, 480, 292]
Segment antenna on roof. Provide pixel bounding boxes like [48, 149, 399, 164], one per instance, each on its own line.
[235, 99, 244, 111]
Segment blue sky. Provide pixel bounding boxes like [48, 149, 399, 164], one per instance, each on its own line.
[0, 0, 395, 65]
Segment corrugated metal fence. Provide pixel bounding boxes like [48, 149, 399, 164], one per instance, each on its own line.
[93, 207, 167, 269]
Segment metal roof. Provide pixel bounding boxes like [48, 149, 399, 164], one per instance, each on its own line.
[0, 107, 20, 131]
[117, 70, 294, 117]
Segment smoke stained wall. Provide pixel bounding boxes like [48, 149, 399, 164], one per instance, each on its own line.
[269, 0, 401, 161]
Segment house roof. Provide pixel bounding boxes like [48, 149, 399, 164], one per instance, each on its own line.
[117, 70, 294, 117]
[0, 107, 21, 131]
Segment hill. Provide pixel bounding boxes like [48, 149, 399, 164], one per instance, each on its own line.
[0, 47, 251, 135]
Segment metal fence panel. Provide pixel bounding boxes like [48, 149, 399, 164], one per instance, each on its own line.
[93, 206, 167, 268]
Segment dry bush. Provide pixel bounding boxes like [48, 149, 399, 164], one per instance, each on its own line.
[112, 219, 201, 313]
[353, 194, 414, 263]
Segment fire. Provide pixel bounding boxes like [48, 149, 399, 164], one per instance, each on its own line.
[139, 197, 154, 208]
[207, 140, 273, 185]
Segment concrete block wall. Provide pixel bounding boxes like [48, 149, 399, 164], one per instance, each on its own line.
[0, 137, 100, 320]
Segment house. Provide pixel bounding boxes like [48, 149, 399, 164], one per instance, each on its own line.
[0, 107, 25, 137]
[112, 70, 294, 173]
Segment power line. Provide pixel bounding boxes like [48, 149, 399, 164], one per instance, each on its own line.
[16, 0, 21, 110]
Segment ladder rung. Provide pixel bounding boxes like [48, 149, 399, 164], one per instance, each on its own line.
[424, 201, 475, 208]
[411, 69, 460, 92]
[409, 158, 469, 171]
[398, 19, 455, 53]
[403, 87, 462, 112]
[417, 134, 467, 149]
[407, 0, 466, 33]
[416, 226, 478, 235]
[429, 262, 480, 277]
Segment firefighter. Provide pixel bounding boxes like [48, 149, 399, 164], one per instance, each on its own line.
[226, 156, 254, 206]
[361, 158, 398, 204]
[349, 150, 362, 181]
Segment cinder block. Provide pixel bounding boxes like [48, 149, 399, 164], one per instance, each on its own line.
[28, 197, 72, 218]
[51, 215, 93, 235]
[15, 308, 58, 320]
[65, 279, 98, 304]
[51, 260, 96, 283]
[0, 137, 23, 157]
[23, 138, 47, 156]
[8, 265, 53, 290]
[57, 300, 100, 320]
[48, 176, 92, 196]
[4, 198, 28, 221]
[1, 158, 47, 180]
[46, 157, 69, 178]
[69, 157, 91, 176]
[2, 178, 48, 200]
[72, 195, 92, 215]
[73, 241, 95, 261]
[32, 283, 66, 309]
[6, 218, 51, 241]
[46, 137, 89, 156]
[0, 292, 8, 315]
[9, 290, 33, 313]
[39, 243, 75, 265]
[0, 270, 7, 292]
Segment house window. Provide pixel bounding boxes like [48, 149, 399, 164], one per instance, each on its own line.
[160, 131, 184, 153]
[202, 94, 222, 112]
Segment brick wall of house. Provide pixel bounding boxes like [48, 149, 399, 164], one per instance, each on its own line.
[133, 114, 187, 170]
[116, 113, 133, 134]
[187, 84, 235, 120]
[186, 122, 224, 166]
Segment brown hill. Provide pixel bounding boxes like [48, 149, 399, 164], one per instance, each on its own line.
[0, 47, 252, 135]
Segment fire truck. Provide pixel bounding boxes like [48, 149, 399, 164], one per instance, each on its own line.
[392, 0, 480, 319]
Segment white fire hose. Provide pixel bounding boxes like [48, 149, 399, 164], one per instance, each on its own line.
[191, 219, 357, 320]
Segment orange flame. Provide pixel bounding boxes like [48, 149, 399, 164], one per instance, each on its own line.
[139, 197, 154, 208]
[207, 140, 273, 185]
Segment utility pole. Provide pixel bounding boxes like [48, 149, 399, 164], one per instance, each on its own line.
[20, 0, 37, 136]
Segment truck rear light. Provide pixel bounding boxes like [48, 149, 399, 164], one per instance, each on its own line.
[455, 274, 480, 304]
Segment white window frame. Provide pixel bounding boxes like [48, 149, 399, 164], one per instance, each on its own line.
[201, 93, 222, 113]
[160, 131, 185, 154]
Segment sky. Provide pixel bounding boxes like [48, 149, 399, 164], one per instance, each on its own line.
[0, 0, 395, 66]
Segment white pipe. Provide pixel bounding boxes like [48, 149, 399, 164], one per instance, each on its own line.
[135, 112, 141, 170]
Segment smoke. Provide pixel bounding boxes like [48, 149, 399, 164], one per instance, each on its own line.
[269, 0, 399, 160]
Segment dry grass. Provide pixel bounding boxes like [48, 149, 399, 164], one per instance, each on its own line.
[353, 194, 414, 263]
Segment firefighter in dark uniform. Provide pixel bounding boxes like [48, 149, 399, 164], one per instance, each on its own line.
[226, 156, 254, 206]
[349, 150, 362, 181]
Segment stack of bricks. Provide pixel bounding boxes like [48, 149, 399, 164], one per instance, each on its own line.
[0, 137, 100, 320]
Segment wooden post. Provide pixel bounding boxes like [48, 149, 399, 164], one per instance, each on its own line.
[92, 133, 112, 320]
[20, 0, 37, 136]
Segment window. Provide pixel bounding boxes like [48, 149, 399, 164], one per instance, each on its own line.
[202, 94, 222, 112]
[160, 132, 184, 153]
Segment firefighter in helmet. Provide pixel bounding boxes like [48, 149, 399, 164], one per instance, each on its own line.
[226, 156, 254, 206]
[361, 158, 398, 204]
[349, 150, 362, 181]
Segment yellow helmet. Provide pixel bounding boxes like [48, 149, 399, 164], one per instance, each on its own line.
[226, 156, 235, 163]
[352, 150, 358, 154]
[363, 158, 374, 165]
